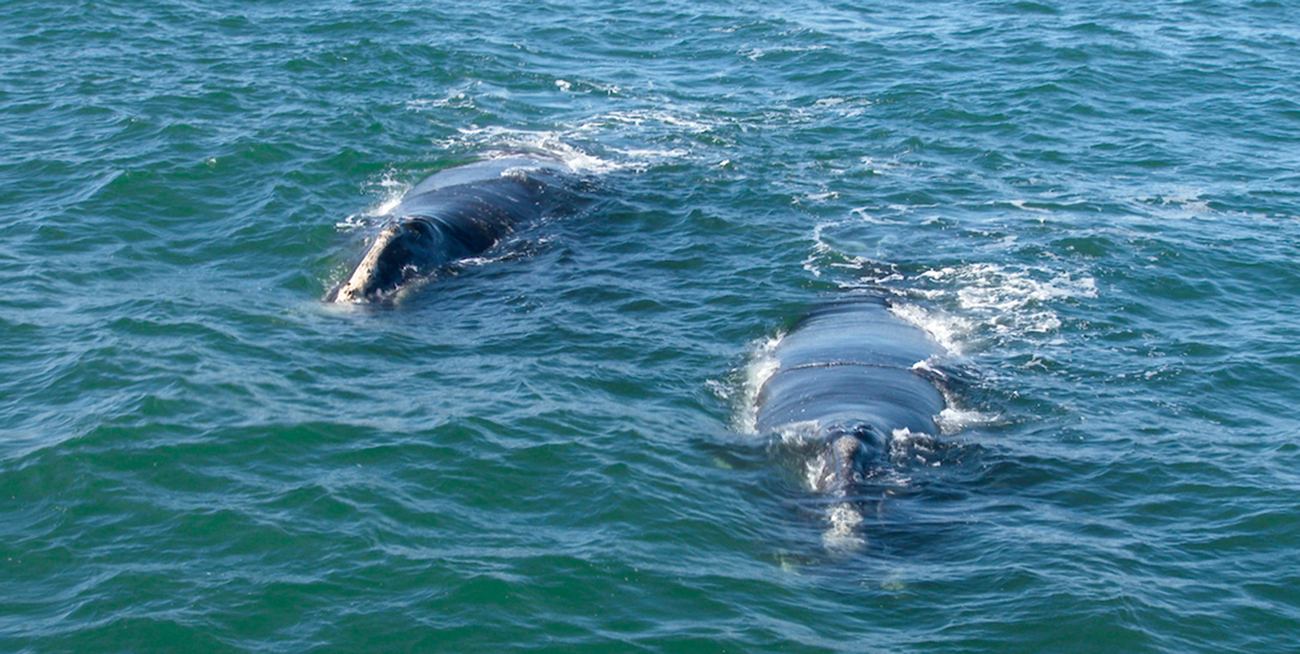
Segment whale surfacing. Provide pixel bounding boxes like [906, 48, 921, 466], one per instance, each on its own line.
[328, 155, 574, 304]
[754, 297, 947, 547]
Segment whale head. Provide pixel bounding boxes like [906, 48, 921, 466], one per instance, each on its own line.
[329, 217, 447, 303]
[805, 422, 887, 495]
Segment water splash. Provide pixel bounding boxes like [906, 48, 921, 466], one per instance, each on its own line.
[916, 263, 1096, 341]
[732, 333, 785, 435]
[335, 171, 411, 231]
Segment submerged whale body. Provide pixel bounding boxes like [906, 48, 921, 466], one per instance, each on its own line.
[328, 155, 574, 303]
[754, 297, 946, 545]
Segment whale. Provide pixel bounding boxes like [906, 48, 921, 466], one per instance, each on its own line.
[754, 296, 947, 546]
[327, 155, 575, 303]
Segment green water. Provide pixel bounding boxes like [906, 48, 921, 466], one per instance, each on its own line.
[3, 0, 1299, 651]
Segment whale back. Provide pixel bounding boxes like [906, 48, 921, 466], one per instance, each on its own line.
[328, 155, 573, 303]
[401, 155, 569, 198]
[753, 297, 950, 549]
[755, 298, 946, 438]
[395, 174, 554, 256]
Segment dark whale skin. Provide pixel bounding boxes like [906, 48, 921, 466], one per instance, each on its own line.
[755, 297, 946, 502]
[328, 155, 572, 303]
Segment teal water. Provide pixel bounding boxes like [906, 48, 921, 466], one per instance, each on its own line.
[3, 0, 1300, 651]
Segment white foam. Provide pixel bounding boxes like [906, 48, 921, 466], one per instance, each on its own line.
[405, 88, 474, 110]
[803, 191, 840, 202]
[777, 420, 824, 447]
[889, 303, 967, 356]
[807, 220, 896, 275]
[421, 104, 738, 173]
[822, 503, 866, 550]
[369, 194, 405, 217]
[574, 109, 719, 134]
[809, 96, 871, 119]
[848, 207, 891, 224]
[450, 127, 625, 174]
[888, 427, 923, 464]
[608, 146, 691, 161]
[914, 263, 1097, 345]
[859, 156, 891, 175]
[743, 44, 830, 61]
[1141, 188, 1215, 219]
[335, 172, 411, 230]
[935, 406, 998, 434]
[733, 333, 785, 434]
[1008, 199, 1051, 213]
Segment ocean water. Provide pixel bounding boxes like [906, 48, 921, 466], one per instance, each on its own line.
[3, 0, 1299, 651]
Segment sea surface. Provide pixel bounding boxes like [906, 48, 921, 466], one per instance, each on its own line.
[3, 0, 1300, 651]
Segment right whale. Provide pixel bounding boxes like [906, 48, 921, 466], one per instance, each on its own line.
[753, 296, 947, 544]
[327, 154, 575, 304]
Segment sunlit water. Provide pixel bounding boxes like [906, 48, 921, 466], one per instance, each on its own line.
[3, 1, 1299, 651]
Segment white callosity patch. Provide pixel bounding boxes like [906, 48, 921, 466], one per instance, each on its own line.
[330, 225, 405, 304]
[330, 152, 577, 304]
